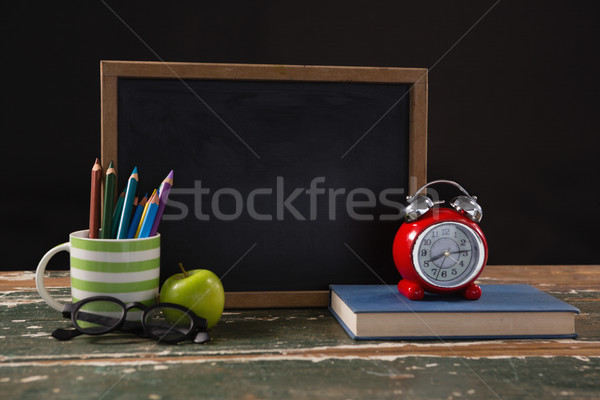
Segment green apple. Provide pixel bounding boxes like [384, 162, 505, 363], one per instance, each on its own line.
[159, 265, 225, 329]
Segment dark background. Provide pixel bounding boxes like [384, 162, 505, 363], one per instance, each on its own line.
[2, 1, 599, 271]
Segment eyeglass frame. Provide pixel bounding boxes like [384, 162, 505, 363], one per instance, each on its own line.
[55, 295, 209, 344]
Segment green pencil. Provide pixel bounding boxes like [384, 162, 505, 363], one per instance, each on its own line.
[100, 161, 116, 239]
[111, 190, 126, 239]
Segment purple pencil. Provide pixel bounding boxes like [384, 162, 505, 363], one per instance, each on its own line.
[149, 170, 173, 236]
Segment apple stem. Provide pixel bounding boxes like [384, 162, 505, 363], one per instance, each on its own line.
[178, 263, 189, 278]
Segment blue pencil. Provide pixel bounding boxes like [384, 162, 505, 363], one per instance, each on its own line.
[116, 167, 139, 239]
[138, 192, 159, 238]
[111, 190, 125, 239]
[126, 194, 148, 239]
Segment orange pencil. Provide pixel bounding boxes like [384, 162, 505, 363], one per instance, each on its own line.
[88, 158, 102, 238]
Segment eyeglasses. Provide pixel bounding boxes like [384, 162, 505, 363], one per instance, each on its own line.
[51, 296, 210, 344]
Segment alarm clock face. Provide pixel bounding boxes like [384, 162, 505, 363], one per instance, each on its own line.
[412, 221, 486, 289]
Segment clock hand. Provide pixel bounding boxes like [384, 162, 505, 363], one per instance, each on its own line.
[428, 248, 472, 263]
[448, 254, 460, 263]
[428, 252, 449, 262]
[449, 249, 470, 254]
[435, 257, 446, 279]
[429, 249, 470, 261]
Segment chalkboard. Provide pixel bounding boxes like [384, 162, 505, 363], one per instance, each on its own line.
[101, 61, 428, 307]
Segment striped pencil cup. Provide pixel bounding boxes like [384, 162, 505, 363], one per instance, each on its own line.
[36, 229, 160, 319]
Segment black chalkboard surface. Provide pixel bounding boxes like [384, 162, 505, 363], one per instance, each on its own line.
[101, 62, 428, 307]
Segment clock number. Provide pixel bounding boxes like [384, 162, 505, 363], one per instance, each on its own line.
[460, 239, 466, 246]
[421, 249, 427, 257]
[432, 231, 439, 238]
[423, 239, 431, 246]
[424, 261, 430, 268]
[431, 268, 437, 276]
[441, 271, 447, 278]
[442, 229, 450, 236]
[451, 268, 458, 275]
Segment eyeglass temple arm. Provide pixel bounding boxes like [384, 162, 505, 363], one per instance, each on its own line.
[52, 328, 84, 341]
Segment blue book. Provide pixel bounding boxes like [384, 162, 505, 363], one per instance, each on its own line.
[329, 284, 579, 340]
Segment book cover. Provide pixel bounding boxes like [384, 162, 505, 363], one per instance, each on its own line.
[329, 284, 579, 340]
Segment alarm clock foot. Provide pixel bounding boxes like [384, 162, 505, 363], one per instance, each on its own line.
[397, 279, 425, 300]
[462, 283, 482, 300]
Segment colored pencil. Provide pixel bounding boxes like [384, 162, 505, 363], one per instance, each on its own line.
[88, 158, 102, 238]
[135, 189, 156, 238]
[116, 167, 139, 239]
[111, 190, 125, 239]
[138, 191, 160, 238]
[150, 170, 173, 236]
[126, 194, 148, 239]
[100, 161, 116, 239]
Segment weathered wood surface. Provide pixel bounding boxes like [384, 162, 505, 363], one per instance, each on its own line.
[2, 266, 600, 399]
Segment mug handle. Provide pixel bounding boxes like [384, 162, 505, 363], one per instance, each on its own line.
[35, 242, 71, 311]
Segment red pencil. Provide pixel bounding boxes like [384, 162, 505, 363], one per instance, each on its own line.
[88, 158, 102, 238]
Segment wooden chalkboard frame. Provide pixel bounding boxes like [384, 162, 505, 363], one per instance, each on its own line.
[100, 61, 428, 308]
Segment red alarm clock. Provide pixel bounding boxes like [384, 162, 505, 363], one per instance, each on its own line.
[393, 180, 488, 300]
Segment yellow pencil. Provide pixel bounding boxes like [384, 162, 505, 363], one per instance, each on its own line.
[135, 188, 157, 238]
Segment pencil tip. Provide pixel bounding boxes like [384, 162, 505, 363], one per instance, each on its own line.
[167, 170, 174, 179]
[92, 158, 102, 171]
[108, 160, 114, 168]
[132, 166, 138, 174]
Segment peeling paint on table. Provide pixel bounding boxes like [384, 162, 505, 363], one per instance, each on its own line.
[1, 266, 600, 399]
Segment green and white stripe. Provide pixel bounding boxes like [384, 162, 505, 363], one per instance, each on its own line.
[69, 230, 160, 307]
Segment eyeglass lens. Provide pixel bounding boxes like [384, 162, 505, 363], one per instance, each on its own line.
[73, 299, 125, 334]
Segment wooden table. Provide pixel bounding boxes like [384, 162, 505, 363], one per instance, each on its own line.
[1, 265, 599, 399]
